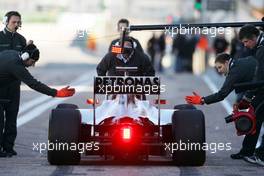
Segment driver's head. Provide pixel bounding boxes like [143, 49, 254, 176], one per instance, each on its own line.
[239, 25, 260, 49]
[117, 18, 129, 34]
[21, 44, 40, 67]
[215, 53, 231, 76]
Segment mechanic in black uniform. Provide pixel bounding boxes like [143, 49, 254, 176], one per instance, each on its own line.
[0, 11, 28, 52]
[97, 38, 155, 76]
[0, 11, 33, 158]
[108, 18, 144, 53]
[0, 44, 75, 157]
[0, 12, 33, 155]
[230, 25, 264, 165]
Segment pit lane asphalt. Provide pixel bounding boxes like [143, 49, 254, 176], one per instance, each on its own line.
[0, 64, 263, 176]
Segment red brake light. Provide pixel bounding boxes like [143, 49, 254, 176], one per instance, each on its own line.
[123, 128, 131, 140]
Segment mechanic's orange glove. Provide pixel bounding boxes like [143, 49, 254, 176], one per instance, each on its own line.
[238, 99, 250, 109]
[56, 86, 75, 97]
[185, 92, 204, 105]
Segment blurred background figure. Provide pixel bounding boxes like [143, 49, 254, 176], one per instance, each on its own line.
[86, 33, 97, 51]
[172, 33, 197, 73]
[157, 33, 166, 72]
[172, 34, 186, 73]
[213, 34, 229, 55]
[147, 32, 159, 66]
[193, 34, 209, 75]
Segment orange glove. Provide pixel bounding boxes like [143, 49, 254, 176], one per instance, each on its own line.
[56, 86, 75, 97]
[185, 92, 204, 105]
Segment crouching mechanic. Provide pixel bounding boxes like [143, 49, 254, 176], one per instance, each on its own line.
[185, 53, 257, 104]
[184, 53, 259, 158]
[0, 44, 75, 157]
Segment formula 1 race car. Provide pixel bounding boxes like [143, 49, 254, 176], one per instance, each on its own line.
[47, 67, 206, 166]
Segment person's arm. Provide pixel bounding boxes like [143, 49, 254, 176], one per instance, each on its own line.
[203, 65, 240, 104]
[11, 64, 57, 96]
[97, 53, 111, 76]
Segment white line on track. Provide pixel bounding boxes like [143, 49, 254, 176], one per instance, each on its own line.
[17, 98, 67, 127]
[19, 86, 92, 115]
[202, 75, 232, 114]
[18, 96, 51, 115]
[17, 70, 96, 127]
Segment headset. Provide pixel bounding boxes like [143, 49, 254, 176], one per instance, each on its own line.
[21, 48, 39, 61]
[2, 15, 8, 26]
[2, 11, 22, 27]
[21, 52, 30, 61]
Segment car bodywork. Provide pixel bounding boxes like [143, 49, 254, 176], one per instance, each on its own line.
[48, 75, 206, 166]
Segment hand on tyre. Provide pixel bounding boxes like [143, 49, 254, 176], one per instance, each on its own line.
[56, 86, 75, 97]
[185, 92, 204, 105]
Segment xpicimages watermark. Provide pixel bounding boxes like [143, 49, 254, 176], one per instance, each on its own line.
[164, 140, 232, 154]
[32, 140, 99, 154]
